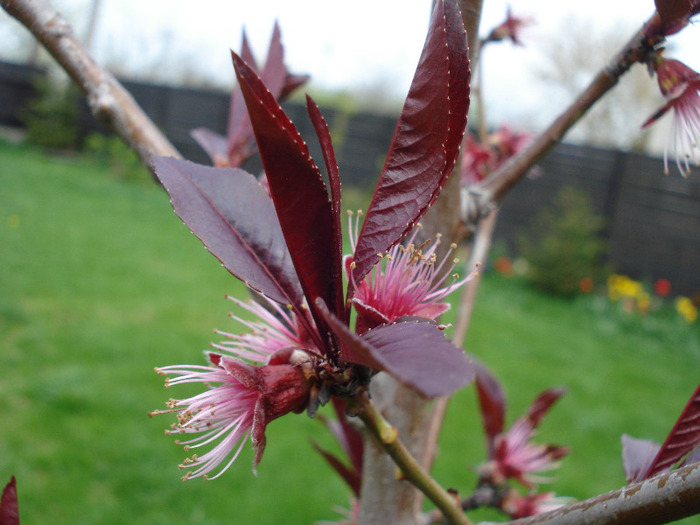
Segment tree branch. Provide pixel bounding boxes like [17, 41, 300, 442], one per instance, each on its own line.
[465, 18, 659, 224]
[0, 0, 181, 170]
[506, 461, 700, 525]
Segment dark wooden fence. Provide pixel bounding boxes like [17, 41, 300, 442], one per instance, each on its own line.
[1, 60, 699, 296]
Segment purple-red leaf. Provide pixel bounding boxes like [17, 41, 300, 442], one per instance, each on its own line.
[232, 53, 343, 345]
[258, 21, 288, 102]
[312, 441, 362, 496]
[622, 434, 661, 484]
[152, 157, 303, 307]
[351, 0, 470, 283]
[655, 0, 694, 24]
[190, 127, 228, 166]
[226, 30, 258, 167]
[222, 23, 309, 167]
[306, 94, 345, 318]
[640, 383, 700, 480]
[525, 387, 567, 428]
[328, 398, 364, 475]
[474, 360, 507, 456]
[318, 299, 474, 397]
[0, 477, 19, 525]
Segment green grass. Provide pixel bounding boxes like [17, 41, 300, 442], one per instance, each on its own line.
[1, 139, 698, 524]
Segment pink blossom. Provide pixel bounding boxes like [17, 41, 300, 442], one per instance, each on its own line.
[643, 58, 700, 176]
[347, 215, 478, 333]
[461, 133, 497, 186]
[484, 7, 534, 46]
[489, 418, 569, 487]
[151, 298, 316, 479]
[461, 126, 532, 186]
[501, 490, 569, 518]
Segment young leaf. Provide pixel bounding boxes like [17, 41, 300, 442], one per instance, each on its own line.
[306, 94, 345, 318]
[225, 29, 258, 166]
[351, 0, 470, 283]
[232, 52, 343, 340]
[311, 440, 362, 496]
[327, 398, 364, 476]
[190, 127, 228, 166]
[152, 157, 303, 308]
[317, 299, 474, 398]
[0, 476, 19, 525]
[525, 387, 567, 428]
[621, 434, 661, 484]
[474, 360, 507, 456]
[258, 21, 288, 102]
[640, 383, 700, 479]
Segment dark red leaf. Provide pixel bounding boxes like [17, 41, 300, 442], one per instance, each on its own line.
[622, 434, 661, 484]
[317, 300, 474, 398]
[474, 360, 506, 456]
[151, 157, 303, 308]
[306, 94, 345, 318]
[641, 383, 700, 479]
[655, 0, 693, 24]
[281, 72, 311, 101]
[0, 476, 19, 525]
[259, 21, 288, 101]
[233, 53, 343, 347]
[311, 440, 362, 497]
[329, 398, 364, 475]
[351, 0, 470, 283]
[525, 387, 567, 428]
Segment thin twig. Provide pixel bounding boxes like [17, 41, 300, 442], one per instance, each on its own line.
[0, 0, 181, 171]
[351, 393, 474, 525]
[466, 18, 659, 224]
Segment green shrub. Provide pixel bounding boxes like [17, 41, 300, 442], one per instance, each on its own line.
[23, 77, 81, 151]
[83, 133, 150, 184]
[519, 186, 609, 296]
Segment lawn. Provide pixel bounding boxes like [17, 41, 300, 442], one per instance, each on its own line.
[1, 139, 698, 524]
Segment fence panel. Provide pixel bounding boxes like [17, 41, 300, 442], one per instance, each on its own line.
[2, 60, 699, 295]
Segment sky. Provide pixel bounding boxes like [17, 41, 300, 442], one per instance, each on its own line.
[2, 0, 699, 144]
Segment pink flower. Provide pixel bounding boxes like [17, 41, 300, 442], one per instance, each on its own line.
[461, 126, 531, 186]
[501, 490, 569, 518]
[490, 418, 569, 487]
[151, 299, 317, 479]
[347, 216, 478, 333]
[643, 58, 700, 176]
[461, 133, 497, 186]
[484, 7, 534, 46]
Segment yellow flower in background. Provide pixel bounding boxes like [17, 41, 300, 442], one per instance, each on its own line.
[675, 297, 698, 324]
[607, 275, 643, 302]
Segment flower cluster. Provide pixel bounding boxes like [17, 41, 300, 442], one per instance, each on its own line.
[151, 0, 474, 480]
[474, 362, 570, 518]
[607, 274, 653, 314]
[607, 274, 697, 323]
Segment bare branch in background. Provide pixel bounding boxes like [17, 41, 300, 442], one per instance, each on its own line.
[468, 19, 658, 221]
[0, 0, 181, 170]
